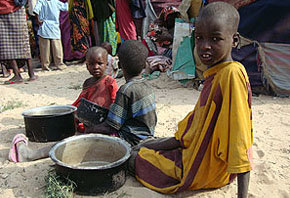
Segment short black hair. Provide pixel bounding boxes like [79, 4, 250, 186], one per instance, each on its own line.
[197, 2, 240, 33]
[86, 46, 108, 60]
[100, 42, 112, 55]
[118, 40, 148, 76]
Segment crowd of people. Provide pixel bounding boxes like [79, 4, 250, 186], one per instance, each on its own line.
[2, 0, 254, 197]
[0, 0, 186, 84]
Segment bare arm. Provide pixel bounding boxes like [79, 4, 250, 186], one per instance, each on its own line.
[33, 14, 43, 26]
[237, 171, 250, 198]
[85, 122, 118, 135]
[135, 137, 181, 151]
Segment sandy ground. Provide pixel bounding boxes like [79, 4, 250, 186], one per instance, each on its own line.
[0, 63, 289, 198]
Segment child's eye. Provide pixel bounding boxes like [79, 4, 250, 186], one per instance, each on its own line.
[212, 37, 221, 41]
[195, 36, 201, 40]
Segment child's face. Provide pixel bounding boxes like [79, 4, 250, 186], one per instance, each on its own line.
[86, 52, 107, 78]
[195, 17, 239, 67]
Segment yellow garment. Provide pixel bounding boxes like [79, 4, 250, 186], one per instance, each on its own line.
[178, 0, 202, 21]
[135, 61, 253, 193]
[69, 0, 94, 20]
[117, 32, 121, 44]
[188, 0, 202, 18]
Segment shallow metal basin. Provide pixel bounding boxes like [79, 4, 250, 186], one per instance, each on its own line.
[49, 134, 131, 195]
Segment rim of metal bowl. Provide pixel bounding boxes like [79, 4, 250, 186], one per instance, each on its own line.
[49, 134, 132, 170]
[22, 105, 77, 118]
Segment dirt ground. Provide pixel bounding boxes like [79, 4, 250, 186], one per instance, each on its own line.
[0, 63, 289, 197]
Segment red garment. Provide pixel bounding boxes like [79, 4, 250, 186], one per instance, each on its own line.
[0, 0, 20, 14]
[142, 40, 155, 56]
[115, 0, 137, 40]
[72, 75, 118, 109]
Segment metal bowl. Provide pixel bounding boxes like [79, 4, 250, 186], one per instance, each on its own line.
[49, 134, 131, 195]
[22, 105, 77, 142]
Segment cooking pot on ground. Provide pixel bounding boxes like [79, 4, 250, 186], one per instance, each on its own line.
[49, 134, 132, 195]
[22, 105, 77, 142]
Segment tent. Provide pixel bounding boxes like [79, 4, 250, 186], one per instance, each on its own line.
[174, 0, 290, 96]
[230, 0, 290, 96]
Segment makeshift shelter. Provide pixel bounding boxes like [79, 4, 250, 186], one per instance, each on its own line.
[173, 0, 290, 96]
[229, 0, 290, 96]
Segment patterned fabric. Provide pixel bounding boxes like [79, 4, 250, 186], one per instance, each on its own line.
[72, 75, 118, 109]
[0, 7, 31, 60]
[258, 43, 290, 96]
[103, 12, 117, 55]
[69, 0, 92, 57]
[147, 6, 180, 47]
[150, 0, 182, 16]
[135, 61, 253, 193]
[146, 55, 172, 72]
[106, 77, 157, 146]
[159, 6, 179, 22]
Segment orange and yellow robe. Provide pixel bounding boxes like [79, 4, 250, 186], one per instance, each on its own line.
[135, 61, 253, 193]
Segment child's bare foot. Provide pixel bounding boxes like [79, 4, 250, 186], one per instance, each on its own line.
[28, 75, 38, 81]
[13, 141, 32, 162]
[8, 134, 30, 162]
[1, 66, 10, 78]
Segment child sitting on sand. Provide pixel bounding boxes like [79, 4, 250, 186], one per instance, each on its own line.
[8, 46, 118, 162]
[72, 46, 118, 132]
[130, 2, 253, 198]
[9, 40, 157, 162]
[86, 40, 157, 146]
[72, 46, 118, 109]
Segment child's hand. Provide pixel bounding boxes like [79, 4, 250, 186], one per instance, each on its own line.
[37, 17, 43, 26]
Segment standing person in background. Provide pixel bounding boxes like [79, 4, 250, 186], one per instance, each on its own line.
[33, 0, 68, 71]
[130, 0, 146, 40]
[115, 0, 137, 41]
[28, 0, 40, 59]
[90, 0, 117, 55]
[69, 0, 94, 62]
[59, 0, 74, 63]
[0, 0, 37, 84]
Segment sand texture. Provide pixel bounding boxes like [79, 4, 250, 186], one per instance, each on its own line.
[0, 64, 289, 198]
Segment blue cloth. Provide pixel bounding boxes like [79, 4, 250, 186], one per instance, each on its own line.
[33, 0, 68, 39]
[106, 77, 157, 145]
[238, 0, 290, 43]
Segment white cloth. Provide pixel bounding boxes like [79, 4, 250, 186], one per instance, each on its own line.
[28, 0, 38, 16]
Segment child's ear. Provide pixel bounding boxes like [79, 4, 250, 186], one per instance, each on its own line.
[232, 32, 240, 49]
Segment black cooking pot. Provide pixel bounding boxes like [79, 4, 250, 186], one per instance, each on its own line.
[22, 105, 77, 142]
[49, 134, 131, 195]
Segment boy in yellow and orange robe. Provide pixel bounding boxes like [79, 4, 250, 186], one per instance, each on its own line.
[130, 2, 253, 197]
